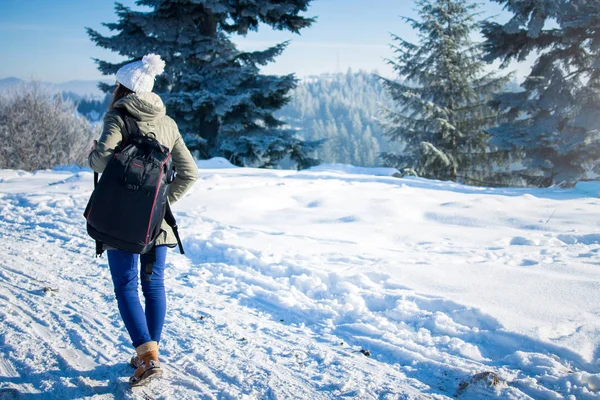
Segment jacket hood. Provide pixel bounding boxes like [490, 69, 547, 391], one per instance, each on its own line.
[114, 92, 166, 121]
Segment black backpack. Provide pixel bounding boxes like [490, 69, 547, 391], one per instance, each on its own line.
[84, 109, 184, 269]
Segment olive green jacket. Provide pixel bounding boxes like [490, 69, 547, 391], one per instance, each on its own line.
[89, 92, 198, 247]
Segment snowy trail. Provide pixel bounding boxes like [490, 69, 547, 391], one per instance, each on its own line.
[0, 173, 429, 399]
[1, 164, 600, 399]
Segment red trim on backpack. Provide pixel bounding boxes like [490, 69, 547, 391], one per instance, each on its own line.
[144, 154, 171, 244]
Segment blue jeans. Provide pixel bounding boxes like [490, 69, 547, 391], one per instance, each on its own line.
[108, 246, 167, 348]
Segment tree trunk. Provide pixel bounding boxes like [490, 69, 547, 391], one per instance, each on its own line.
[199, 6, 217, 37]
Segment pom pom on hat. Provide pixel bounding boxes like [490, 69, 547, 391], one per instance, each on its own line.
[142, 54, 165, 76]
[116, 53, 166, 93]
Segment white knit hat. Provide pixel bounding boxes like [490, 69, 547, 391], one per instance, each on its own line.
[116, 54, 165, 93]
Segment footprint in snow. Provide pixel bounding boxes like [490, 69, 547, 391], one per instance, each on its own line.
[520, 259, 539, 267]
[510, 236, 538, 246]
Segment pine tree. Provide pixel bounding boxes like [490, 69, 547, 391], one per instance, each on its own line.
[380, 0, 510, 182]
[87, 0, 322, 169]
[482, 0, 600, 186]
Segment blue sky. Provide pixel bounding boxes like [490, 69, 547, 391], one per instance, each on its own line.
[0, 0, 509, 83]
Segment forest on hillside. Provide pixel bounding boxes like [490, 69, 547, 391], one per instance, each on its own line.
[277, 71, 400, 167]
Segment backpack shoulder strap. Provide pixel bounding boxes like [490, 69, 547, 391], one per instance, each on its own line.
[114, 107, 141, 141]
[141, 204, 184, 281]
[93, 172, 103, 257]
[142, 246, 156, 282]
[165, 202, 185, 254]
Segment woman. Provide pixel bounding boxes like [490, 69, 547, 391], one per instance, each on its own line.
[88, 54, 198, 386]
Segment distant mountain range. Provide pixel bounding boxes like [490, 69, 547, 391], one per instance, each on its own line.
[0, 77, 110, 98]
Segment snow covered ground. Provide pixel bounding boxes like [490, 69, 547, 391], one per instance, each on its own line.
[1, 159, 600, 399]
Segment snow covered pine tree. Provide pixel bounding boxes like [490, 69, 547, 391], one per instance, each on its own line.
[380, 0, 510, 183]
[482, 0, 600, 186]
[87, 0, 322, 169]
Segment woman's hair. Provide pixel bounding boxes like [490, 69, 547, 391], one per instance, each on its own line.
[109, 83, 134, 110]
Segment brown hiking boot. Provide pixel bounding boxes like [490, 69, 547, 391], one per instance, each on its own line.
[130, 355, 142, 368]
[129, 341, 163, 387]
[130, 343, 158, 368]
